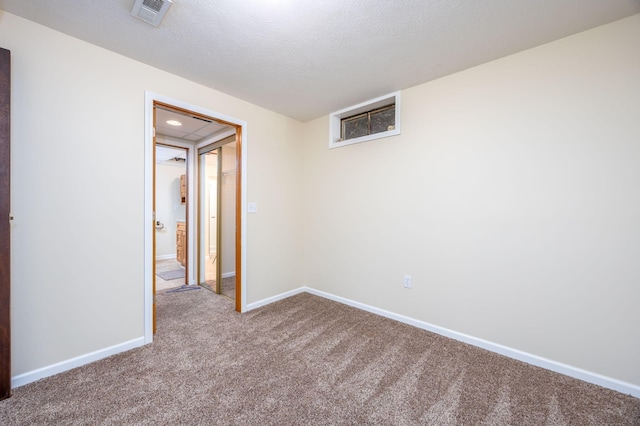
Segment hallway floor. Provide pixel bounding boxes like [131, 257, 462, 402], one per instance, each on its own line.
[155, 258, 185, 292]
[156, 257, 235, 299]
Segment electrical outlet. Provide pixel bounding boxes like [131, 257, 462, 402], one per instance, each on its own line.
[403, 274, 412, 289]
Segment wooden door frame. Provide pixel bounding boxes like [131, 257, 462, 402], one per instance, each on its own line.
[0, 47, 11, 400]
[144, 92, 247, 343]
[152, 106, 156, 333]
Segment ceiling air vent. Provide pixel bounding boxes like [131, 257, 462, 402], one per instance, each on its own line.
[131, 0, 172, 27]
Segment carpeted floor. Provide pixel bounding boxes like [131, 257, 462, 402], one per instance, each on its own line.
[202, 276, 236, 300]
[1, 290, 638, 424]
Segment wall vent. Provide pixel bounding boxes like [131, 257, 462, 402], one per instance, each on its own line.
[131, 0, 173, 27]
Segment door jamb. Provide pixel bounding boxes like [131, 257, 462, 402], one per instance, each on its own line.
[144, 92, 247, 344]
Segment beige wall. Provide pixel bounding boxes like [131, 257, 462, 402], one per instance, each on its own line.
[1, 11, 304, 377]
[3, 8, 639, 390]
[303, 15, 640, 386]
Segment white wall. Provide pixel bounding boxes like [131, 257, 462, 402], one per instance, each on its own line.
[303, 15, 640, 387]
[1, 12, 304, 378]
[155, 163, 185, 258]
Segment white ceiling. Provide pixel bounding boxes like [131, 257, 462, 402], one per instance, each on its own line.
[155, 106, 235, 164]
[155, 106, 232, 142]
[2, 0, 639, 121]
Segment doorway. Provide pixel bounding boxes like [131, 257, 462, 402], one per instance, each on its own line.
[154, 144, 188, 292]
[145, 93, 246, 340]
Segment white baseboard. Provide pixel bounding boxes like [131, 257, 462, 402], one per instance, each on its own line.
[245, 287, 307, 312]
[251, 286, 640, 398]
[221, 271, 235, 279]
[13, 288, 639, 398]
[155, 254, 177, 261]
[12, 337, 146, 389]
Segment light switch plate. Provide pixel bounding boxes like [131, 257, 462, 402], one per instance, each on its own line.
[248, 202, 258, 213]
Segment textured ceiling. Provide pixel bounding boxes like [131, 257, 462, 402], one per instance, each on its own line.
[1, 0, 639, 121]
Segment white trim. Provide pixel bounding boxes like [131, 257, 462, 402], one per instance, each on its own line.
[221, 271, 235, 279]
[155, 254, 177, 261]
[186, 141, 197, 285]
[250, 286, 640, 398]
[245, 287, 307, 312]
[144, 92, 155, 344]
[144, 91, 249, 339]
[239, 126, 248, 313]
[12, 286, 639, 398]
[12, 337, 145, 388]
[329, 91, 401, 149]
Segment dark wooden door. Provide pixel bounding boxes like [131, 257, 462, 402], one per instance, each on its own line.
[0, 47, 11, 400]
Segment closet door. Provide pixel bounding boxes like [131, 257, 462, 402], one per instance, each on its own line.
[0, 47, 11, 400]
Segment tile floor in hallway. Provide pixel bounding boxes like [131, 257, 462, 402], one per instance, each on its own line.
[155, 258, 186, 292]
[155, 256, 235, 299]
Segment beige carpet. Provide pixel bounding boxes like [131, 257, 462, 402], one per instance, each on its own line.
[202, 276, 236, 300]
[1, 290, 638, 424]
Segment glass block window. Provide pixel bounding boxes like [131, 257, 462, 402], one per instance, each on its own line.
[341, 105, 395, 141]
[329, 92, 400, 149]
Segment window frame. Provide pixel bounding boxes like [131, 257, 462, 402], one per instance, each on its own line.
[329, 91, 401, 149]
